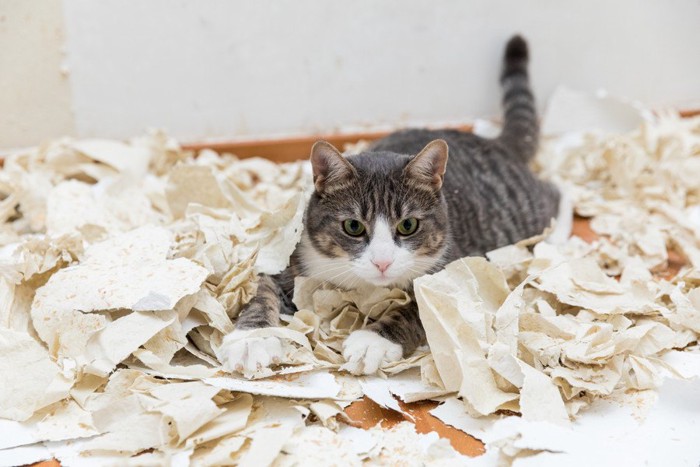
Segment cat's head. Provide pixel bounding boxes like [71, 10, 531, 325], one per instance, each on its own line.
[301, 140, 450, 289]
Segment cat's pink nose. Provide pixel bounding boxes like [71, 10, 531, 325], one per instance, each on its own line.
[372, 259, 393, 273]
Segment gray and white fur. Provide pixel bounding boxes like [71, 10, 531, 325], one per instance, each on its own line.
[220, 35, 565, 375]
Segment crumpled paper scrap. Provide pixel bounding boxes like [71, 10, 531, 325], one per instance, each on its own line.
[415, 257, 568, 423]
[416, 234, 698, 423]
[165, 156, 307, 275]
[0, 329, 72, 421]
[2, 104, 700, 465]
[46, 178, 161, 241]
[30, 226, 209, 375]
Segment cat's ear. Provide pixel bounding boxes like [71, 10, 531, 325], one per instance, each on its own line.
[404, 139, 449, 190]
[310, 141, 357, 194]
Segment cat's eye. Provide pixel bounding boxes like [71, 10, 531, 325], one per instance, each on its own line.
[343, 219, 366, 236]
[397, 218, 419, 235]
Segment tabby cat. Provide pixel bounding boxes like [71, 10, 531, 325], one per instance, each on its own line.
[219, 35, 571, 375]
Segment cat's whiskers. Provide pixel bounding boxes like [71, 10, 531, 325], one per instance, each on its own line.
[300, 259, 350, 276]
[335, 273, 362, 292]
[299, 257, 350, 266]
[405, 258, 438, 273]
[306, 266, 351, 286]
[302, 262, 350, 275]
[306, 265, 356, 295]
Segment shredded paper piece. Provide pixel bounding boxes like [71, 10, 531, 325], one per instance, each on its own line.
[1, 95, 700, 465]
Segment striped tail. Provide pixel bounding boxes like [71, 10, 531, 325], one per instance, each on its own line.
[498, 35, 539, 163]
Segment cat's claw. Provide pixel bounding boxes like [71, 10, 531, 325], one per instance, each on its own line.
[341, 330, 403, 375]
[218, 330, 284, 377]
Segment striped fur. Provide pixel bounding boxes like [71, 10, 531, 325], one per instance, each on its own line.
[498, 35, 539, 163]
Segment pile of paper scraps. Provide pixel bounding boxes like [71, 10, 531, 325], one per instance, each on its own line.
[1, 91, 700, 466]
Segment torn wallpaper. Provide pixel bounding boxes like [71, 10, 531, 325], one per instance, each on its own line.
[1, 93, 700, 466]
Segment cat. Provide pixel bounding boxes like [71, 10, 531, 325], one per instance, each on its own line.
[219, 35, 571, 375]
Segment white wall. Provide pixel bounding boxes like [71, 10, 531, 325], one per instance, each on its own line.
[2, 0, 699, 148]
[0, 0, 74, 148]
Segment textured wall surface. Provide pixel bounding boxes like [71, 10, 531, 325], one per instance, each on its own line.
[0, 0, 74, 148]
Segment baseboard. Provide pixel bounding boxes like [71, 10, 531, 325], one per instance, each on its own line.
[182, 124, 473, 163]
[182, 109, 700, 163]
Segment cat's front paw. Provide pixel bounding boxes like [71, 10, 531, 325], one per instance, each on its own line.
[341, 330, 403, 375]
[218, 330, 284, 377]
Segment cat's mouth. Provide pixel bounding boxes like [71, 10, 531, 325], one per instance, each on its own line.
[349, 257, 424, 289]
[362, 268, 416, 289]
[370, 275, 396, 287]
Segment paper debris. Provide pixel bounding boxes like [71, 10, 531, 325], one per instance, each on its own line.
[237, 398, 305, 467]
[166, 164, 234, 219]
[481, 378, 700, 466]
[359, 377, 408, 417]
[273, 425, 361, 466]
[1, 97, 699, 464]
[185, 393, 253, 448]
[541, 86, 648, 135]
[380, 367, 450, 403]
[46, 178, 160, 240]
[204, 372, 341, 399]
[415, 258, 520, 416]
[0, 444, 51, 467]
[360, 421, 463, 464]
[0, 329, 72, 421]
[70, 139, 152, 179]
[429, 397, 498, 441]
[418, 95, 700, 463]
[337, 424, 381, 458]
[30, 226, 208, 373]
[0, 419, 38, 450]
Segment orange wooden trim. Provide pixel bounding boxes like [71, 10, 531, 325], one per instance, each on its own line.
[181, 108, 700, 163]
[182, 125, 473, 163]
